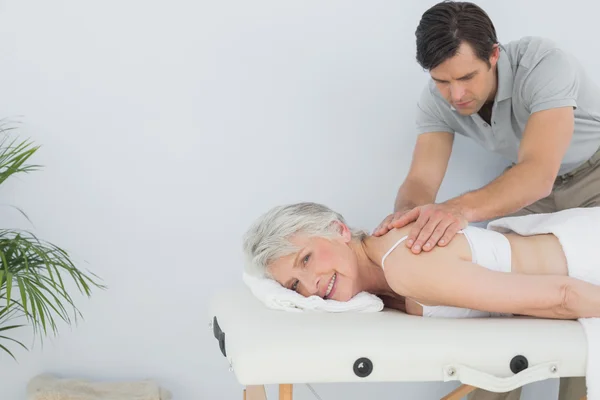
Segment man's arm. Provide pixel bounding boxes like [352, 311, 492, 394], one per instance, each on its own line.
[384, 246, 600, 319]
[395, 47, 580, 253]
[373, 131, 453, 236]
[446, 106, 574, 222]
[396, 107, 574, 252]
[395, 131, 454, 212]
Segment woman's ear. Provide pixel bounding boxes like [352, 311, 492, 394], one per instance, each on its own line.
[331, 221, 352, 242]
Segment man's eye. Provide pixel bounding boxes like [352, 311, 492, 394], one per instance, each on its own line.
[303, 254, 310, 265]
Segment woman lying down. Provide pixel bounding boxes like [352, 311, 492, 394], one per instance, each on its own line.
[242, 202, 600, 319]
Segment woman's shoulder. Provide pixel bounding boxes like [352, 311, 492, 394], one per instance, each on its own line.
[375, 223, 470, 263]
[374, 224, 472, 285]
[369, 226, 429, 278]
[369, 225, 414, 265]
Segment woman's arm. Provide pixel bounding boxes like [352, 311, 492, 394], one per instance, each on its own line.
[384, 249, 600, 319]
[380, 295, 407, 313]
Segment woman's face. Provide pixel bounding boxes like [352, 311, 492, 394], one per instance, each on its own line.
[268, 225, 361, 301]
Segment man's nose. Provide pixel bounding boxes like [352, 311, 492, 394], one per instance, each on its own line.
[451, 83, 466, 101]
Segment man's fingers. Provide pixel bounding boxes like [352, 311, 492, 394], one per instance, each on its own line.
[372, 214, 394, 236]
[390, 208, 419, 230]
[374, 208, 419, 237]
[438, 222, 462, 246]
[422, 217, 454, 251]
[405, 211, 431, 249]
[372, 224, 386, 236]
[410, 214, 444, 253]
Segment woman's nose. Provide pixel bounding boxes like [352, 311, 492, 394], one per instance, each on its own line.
[300, 273, 321, 296]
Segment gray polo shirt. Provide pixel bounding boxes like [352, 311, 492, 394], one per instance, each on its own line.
[415, 36, 600, 175]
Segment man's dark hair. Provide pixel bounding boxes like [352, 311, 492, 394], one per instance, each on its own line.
[415, 1, 498, 70]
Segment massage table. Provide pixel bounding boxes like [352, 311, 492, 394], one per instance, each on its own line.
[208, 287, 588, 400]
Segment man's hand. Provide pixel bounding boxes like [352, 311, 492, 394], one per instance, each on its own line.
[372, 208, 413, 237]
[389, 203, 468, 254]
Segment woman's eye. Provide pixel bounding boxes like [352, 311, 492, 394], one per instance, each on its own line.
[303, 254, 310, 265]
[291, 280, 299, 291]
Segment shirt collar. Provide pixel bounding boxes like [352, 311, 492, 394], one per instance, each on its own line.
[495, 45, 513, 102]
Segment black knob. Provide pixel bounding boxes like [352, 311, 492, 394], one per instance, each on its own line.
[353, 357, 373, 378]
[510, 355, 528, 374]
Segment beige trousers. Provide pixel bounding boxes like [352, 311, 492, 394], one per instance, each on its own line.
[467, 148, 600, 400]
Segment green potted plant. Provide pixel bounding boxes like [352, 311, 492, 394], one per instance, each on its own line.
[0, 130, 105, 360]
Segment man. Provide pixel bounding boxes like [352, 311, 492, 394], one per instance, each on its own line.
[372, 1, 600, 399]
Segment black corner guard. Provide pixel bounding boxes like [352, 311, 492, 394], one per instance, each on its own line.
[212, 316, 226, 357]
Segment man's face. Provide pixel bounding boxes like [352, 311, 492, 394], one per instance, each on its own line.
[429, 42, 499, 115]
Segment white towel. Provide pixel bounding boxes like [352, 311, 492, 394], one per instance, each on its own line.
[488, 207, 600, 399]
[242, 272, 384, 312]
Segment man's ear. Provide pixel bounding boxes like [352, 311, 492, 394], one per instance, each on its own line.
[489, 43, 500, 67]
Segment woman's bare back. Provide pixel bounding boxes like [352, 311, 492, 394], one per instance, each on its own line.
[373, 223, 570, 315]
[378, 222, 569, 276]
[505, 233, 568, 276]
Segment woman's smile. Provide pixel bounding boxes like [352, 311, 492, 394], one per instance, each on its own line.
[324, 272, 337, 299]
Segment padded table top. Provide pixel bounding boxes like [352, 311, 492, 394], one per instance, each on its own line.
[208, 286, 587, 388]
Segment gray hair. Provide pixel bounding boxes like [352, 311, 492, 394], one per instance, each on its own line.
[242, 202, 368, 278]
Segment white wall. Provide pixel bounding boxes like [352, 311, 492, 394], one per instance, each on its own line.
[0, 1, 597, 399]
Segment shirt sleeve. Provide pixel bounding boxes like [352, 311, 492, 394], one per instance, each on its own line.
[415, 83, 455, 134]
[521, 49, 579, 114]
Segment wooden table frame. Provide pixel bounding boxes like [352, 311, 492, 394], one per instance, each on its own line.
[243, 384, 292, 400]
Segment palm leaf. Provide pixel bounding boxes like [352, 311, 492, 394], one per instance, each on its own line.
[0, 342, 18, 361]
[0, 130, 105, 359]
[0, 229, 105, 340]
